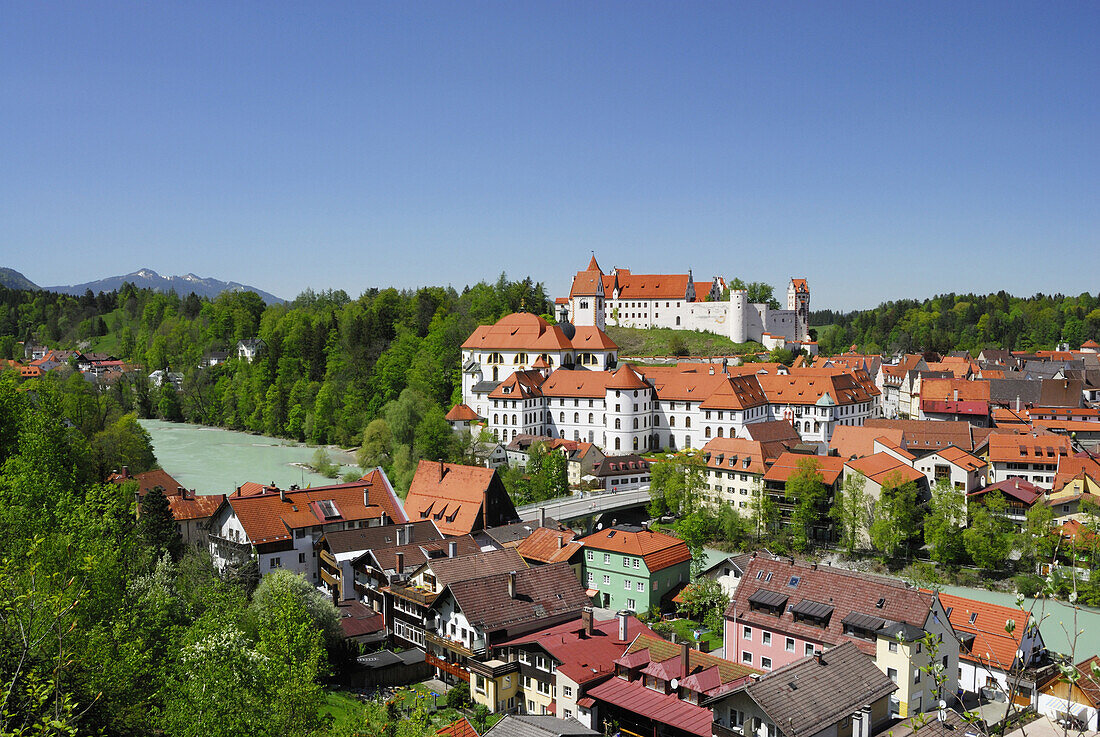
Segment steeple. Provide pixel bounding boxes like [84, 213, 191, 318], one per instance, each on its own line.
[587, 253, 602, 273]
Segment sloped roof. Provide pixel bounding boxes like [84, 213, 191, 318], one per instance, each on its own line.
[515, 526, 583, 565]
[445, 562, 589, 632]
[622, 635, 760, 693]
[167, 492, 225, 521]
[462, 313, 575, 351]
[496, 614, 656, 685]
[436, 717, 479, 737]
[404, 461, 502, 537]
[699, 375, 769, 410]
[331, 520, 443, 557]
[828, 426, 905, 460]
[586, 676, 712, 737]
[936, 592, 1033, 670]
[987, 432, 1072, 464]
[371, 534, 481, 574]
[930, 445, 987, 472]
[108, 468, 183, 497]
[970, 477, 1043, 506]
[1055, 455, 1100, 490]
[741, 642, 896, 737]
[702, 437, 778, 476]
[614, 273, 693, 300]
[743, 420, 802, 445]
[844, 453, 924, 488]
[446, 404, 481, 421]
[571, 326, 618, 350]
[592, 455, 650, 478]
[756, 372, 873, 407]
[484, 715, 598, 737]
[726, 557, 939, 657]
[542, 370, 618, 398]
[428, 547, 526, 587]
[763, 453, 845, 485]
[864, 419, 981, 451]
[579, 526, 691, 573]
[606, 365, 649, 390]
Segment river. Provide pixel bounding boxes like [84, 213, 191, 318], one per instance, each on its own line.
[139, 419, 360, 495]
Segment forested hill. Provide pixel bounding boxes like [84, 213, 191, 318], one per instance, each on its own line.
[811, 291, 1100, 356]
[0, 276, 550, 486]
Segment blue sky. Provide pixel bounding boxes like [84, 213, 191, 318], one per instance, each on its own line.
[2, 2, 1097, 310]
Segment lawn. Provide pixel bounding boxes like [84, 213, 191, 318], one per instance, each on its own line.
[667, 617, 723, 652]
[320, 690, 368, 731]
[606, 326, 762, 358]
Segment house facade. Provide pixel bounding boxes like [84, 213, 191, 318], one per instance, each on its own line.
[580, 525, 691, 613]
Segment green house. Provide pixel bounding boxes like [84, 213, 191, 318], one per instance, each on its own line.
[579, 525, 691, 613]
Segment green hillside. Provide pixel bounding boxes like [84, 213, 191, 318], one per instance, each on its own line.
[606, 325, 763, 357]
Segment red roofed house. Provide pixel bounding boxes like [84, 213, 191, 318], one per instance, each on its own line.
[579, 525, 692, 613]
[763, 453, 847, 544]
[469, 609, 655, 720]
[937, 592, 1050, 708]
[912, 445, 987, 494]
[724, 556, 959, 719]
[586, 634, 761, 737]
[701, 435, 798, 512]
[109, 466, 224, 547]
[404, 461, 518, 537]
[446, 403, 481, 434]
[968, 477, 1044, 526]
[206, 468, 406, 585]
[1038, 655, 1100, 730]
[987, 432, 1073, 490]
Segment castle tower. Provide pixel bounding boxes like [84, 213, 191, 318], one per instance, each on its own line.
[730, 289, 748, 344]
[568, 255, 606, 330]
[787, 279, 810, 341]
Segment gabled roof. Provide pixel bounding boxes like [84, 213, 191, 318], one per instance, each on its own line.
[436, 717, 479, 737]
[864, 419, 983, 452]
[427, 547, 526, 587]
[606, 365, 649, 390]
[369, 534, 481, 574]
[444, 562, 589, 632]
[936, 592, 1035, 670]
[586, 675, 712, 737]
[726, 557, 941, 657]
[743, 420, 802, 445]
[483, 715, 598, 737]
[828, 426, 905, 460]
[326, 520, 443, 556]
[623, 634, 760, 692]
[579, 526, 691, 573]
[613, 272, 693, 300]
[167, 492, 225, 521]
[987, 432, 1072, 464]
[462, 313, 576, 351]
[928, 445, 987, 472]
[571, 326, 618, 351]
[404, 461, 507, 537]
[591, 455, 650, 478]
[702, 437, 781, 476]
[496, 614, 656, 685]
[515, 526, 583, 565]
[763, 454, 845, 486]
[541, 370, 619, 398]
[446, 404, 481, 421]
[970, 478, 1043, 506]
[698, 375, 769, 410]
[844, 453, 924, 488]
[756, 372, 874, 407]
[108, 468, 183, 497]
[738, 642, 896, 737]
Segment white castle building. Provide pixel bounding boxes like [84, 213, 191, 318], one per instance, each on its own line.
[563, 256, 812, 348]
[457, 312, 876, 455]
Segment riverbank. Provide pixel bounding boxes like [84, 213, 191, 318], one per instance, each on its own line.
[139, 419, 361, 495]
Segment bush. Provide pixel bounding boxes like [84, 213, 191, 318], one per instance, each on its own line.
[472, 705, 491, 732]
[446, 683, 470, 710]
[1013, 573, 1043, 598]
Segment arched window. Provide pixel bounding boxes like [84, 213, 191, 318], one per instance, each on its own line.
[502, 415, 508, 425]
[494, 414, 499, 424]
[589, 413, 594, 424]
[814, 422, 820, 432]
[705, 427, 712, 438]
[512, 414, 517, 425]
[615, 437, 621, 450]
[685, 417, 692, 428]
[633, 437, 639, 450]
[560, 412, 565, 422]
[615, 418, 621, 429]
[574, 412, 580, 423]
[633, 418, 639, 429]
[670, 416, 676, 427]
[717, 427, 724, 437]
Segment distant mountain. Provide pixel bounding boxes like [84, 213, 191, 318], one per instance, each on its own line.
[43, 269, 285, 303]
[0, 268, 40, 291]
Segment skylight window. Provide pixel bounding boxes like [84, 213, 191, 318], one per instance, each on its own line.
[317, 500, 341, 519]
[969, 613, 978, 625]
[875, 598, 886, 609]
[788, 576, 800, 588]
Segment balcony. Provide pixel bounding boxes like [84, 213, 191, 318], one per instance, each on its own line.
[387, 583, 439, 607]
[426, 631, 485, 657]
[319, 549, 339, 568]
[426, 652, 470, 683]
[320, 568, 338, 587]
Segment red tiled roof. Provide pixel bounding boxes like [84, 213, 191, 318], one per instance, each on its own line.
[702, 437, 781, 476]
[168, 493, 225, 521]
[763, 453, 845, 485]
[514, 526, 582, 565]
[497, 615, 656, 685]
[790, 278, 808, 293]
[461, 313, 575, 351]
[445, 404, 480, 421]
[404, 461, 503, 537]
[108, 468, 183, 497]
[987, 432, 1072, 464]
[844, 453, 924, 488]
[970, 478, 1043, 506]
[571, 325, 619, 350]
[727, 557, 938, 658]
[226, 483, 393, 545]
[931, 445, 987, 472]
[436, 717, 479, 737]
[613, 273, 693, 300]
[606, 365, 649, 390]
[586, 676, 712, 737]
[936, 592, 1031, 670]
[829, 426, 905, 460]
[580, 527, 691, 573]
[1055, 455, 1100, 491]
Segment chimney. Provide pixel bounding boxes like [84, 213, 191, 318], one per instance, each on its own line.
[557, 534, 564, 549]
[814, 650, 824, 665]
[618, 610, 628, 642]
[811, 562, 817, 570]
[680, 641, 690, 681]
[539, 506, 546, 528]
[448, 540, 457, 558]
[395, 551, 404, 575]
[380, 511, 387, 526]
[177, 486, 186, 499]
[122, 465, 130, 479]
[508, 571, 517, 599]
[582, 607, 594, 636]
[279, 487, 286, 502]
[364, 489, 370, 507]
[405, 523, 414, 544]
[439, 459, 446, 480]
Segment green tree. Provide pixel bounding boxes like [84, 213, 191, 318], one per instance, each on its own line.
[139, 486, 183, 563]
[676, 577, 729, 634]
[413, 406, 454, 461]
[964, 491, 1014, 571]
[924, 477, 966, 566]
[785, 458, 827, 552]
[357, 418, 393, 469]
[749, 479, 779, 539]
[869, 472, 921, 560]
[833, 471, 869, 555]
[249, 569, 342, 650]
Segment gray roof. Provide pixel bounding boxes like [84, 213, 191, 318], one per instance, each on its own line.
[742, 642, 897, 737]
[484, 715, 598, 737]
[471, 380, 501, 394]
[876, 621, 928, 642]
[987, 378, 1042, 406]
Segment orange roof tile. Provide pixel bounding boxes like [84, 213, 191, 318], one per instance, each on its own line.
[607, 365, 650, 390]
[571, 325, 619, 350]
[436, 717, 479, 737]
[445, 403, 480, 421]
[108, 468, 183, 496]
[987, 432, 1072, 464]
[932, 445, 987, 472]
[168, 493, 225, 521]
[845, 453, 924, 488]
[613, 273, 693, 300]
[580, 527, 691, 573]
[936, 592, 1032, 669]
[701, 437, 780, 476]
[763, 453, 846, 485]
[829, 426, 905, 460]
[461, 313, 575, 351]
[404, 461, 511, 537]
[515, 526, 582, 564]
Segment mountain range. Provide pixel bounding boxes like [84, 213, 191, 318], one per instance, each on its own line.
[1, 267, 284, 303]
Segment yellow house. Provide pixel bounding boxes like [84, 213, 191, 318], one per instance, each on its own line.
[1048, 473, 1100, 524]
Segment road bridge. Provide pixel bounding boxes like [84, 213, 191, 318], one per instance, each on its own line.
[516, 487, 652, 524]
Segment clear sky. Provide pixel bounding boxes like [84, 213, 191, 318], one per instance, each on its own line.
[2, 2, 1097, 310]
